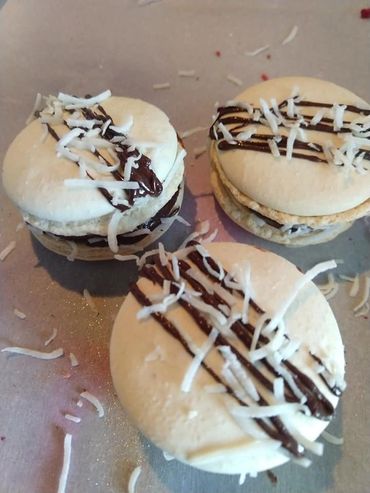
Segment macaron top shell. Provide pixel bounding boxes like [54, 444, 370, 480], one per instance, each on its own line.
[212, 77, 370, 216]
[3, 96, 178, 223]
[110, 242, 345, 474]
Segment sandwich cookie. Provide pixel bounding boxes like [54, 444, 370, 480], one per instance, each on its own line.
[110, 241, 346, 476]
[209, 77, 370, 245]
[2, 90, 185, 260]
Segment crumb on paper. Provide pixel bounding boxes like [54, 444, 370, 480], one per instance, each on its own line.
[215, 50, 221, 57]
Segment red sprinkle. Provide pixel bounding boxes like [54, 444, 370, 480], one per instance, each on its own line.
[215, 50, 221, 57]
[261, 73, 269, 81]
[360, 8, 370, 18]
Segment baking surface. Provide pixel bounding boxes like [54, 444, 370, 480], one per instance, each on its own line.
[0, 1, 369, 492]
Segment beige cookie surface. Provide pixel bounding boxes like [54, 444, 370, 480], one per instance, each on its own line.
[212, 77, 370, 217]
[110, 242, 345, 474]
[3, 96, 179, 223]
[211, 166, 353, 246]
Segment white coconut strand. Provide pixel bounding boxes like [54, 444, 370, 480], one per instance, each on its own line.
[250, 320, 287, 362]
[25, 92, 43, 125]
[231, 402, 303, 419]
[64, 178, 139, 190]
[181, 327, 219, 392]
[245, 44, 270, 56]
[1, 346, 63, 360]
[0, 241, 16, 261]
[353, 276, 370, 312]
[218, 345, 260, 402]
[57, 433, 72, 493]
[128, 466, 142, 493]
[107, 210, 122, 253]
[282, 25, 299, 45]
[321, 430, 344, 445]
[58, 89, 112, 109]
[263, 260, 337, 335]
[259, 98, 279, 134]
[80, 391, 104, 418]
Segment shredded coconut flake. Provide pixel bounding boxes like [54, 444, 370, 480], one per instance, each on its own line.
[1, 346, 63, 360]
[263, 260, 337, 334]
[25, 93, 43, 125]
[178, 69, 196, 77]
[138, 0, 161, 5]
[350, 274, 360, 297]
[268, 139, 281, 158]
[66, 241, 78, 262]
[58, 89, 111, 109]
[282, 25, 299, 45]
[0, 241, 16, 261]
[128, 466, 142, 493]
[193, 146, 207, 158]
[107, 210, 122, 253]
[311, 108, 326, 125]
[163, 451, 174, 461]
[227, 74, 243, 87]
[245, 44, 270, 56]
[83, 288, 98, 315]
[64, 178, 139, 190]
[322, 430, 344, 445]
[181, 328, 219, 392]
[239, 472, 247, 485]
[44, 328, 58, 346]
[69, 352, 79, 367]
[153, 82, 170, 90]
[144, 346, 164, 362]
[179, 126, 207, 139]
[114, 254, 140, 263]
[204, 383, 227, 394]
[354, 302, 369, 318]
[13, 309, 26, 320]
[286, 127, 298, 160]
[353, 276, 370, 312]
[57, 433, 72, 493]
[80, 391, 104, 418]
[16, 222, 25, 232]
[64, 414, 81, 424]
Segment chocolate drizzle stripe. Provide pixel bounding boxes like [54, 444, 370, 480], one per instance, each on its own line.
[150, 257, 335, 419]
[138, 265, 302, 458]
[131, 243, 344, 459]
[130, 283, 285, 451]
[45, 100, 163, 213]
[210, 99, 370, 165]
[186, 246, 264, 315]
[45, 124, 124, 211]
[39, 185, 182, 247]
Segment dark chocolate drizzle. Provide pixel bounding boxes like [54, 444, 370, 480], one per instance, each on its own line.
[210, 99, 370, 165]
[45, 100, 164, 212]
[39, 186, 181, 247]
[130, 244, 344, 459]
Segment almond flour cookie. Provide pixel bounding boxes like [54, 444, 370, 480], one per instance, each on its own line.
[209, 77, 370, 245]
[2, 91, 185, 260]
[110, 241, 345, 476]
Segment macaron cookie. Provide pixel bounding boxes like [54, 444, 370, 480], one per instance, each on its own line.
[110, 241, 346, 476]
[2, 90, 186, 260]
[209, 77, 370, 245]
